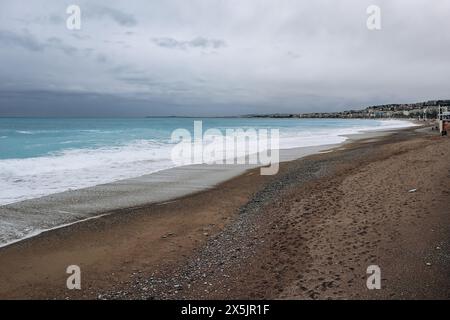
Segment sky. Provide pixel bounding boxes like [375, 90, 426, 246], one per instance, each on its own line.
[0, 0, 449, 117]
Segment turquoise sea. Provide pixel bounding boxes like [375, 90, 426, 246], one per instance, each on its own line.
[0, 117, 414, 205]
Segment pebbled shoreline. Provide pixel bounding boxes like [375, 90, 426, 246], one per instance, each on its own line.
[108, 126, 450, 299]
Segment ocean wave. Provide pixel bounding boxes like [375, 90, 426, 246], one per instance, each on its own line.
[0, 139, 175, 205]
[0, 119, 416, 206]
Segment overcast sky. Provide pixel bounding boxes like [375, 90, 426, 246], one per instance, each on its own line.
[0, 0, 449, 116]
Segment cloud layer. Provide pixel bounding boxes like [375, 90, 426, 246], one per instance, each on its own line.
[152, 37, 226, 50]
[0, 0, 449, 116]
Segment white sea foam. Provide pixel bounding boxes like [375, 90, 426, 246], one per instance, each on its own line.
[0, 118, 418, 247]
[0, 119, 416, 206]
[0, 140, 175, 205]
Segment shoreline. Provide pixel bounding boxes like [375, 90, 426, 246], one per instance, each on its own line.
[0, 122, 415, 248]
[114, 124, 448, 300]
[0, 145, 332, 249]
[1, 124, 448, 299]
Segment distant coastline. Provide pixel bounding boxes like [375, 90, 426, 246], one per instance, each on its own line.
[243, 99, 450, 119]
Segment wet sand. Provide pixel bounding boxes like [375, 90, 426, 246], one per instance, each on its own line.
[0, 144, 336, 248]
[0, 126, 449, 299]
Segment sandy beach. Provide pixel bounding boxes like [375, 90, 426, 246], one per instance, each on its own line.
[0, 125, 449, 299]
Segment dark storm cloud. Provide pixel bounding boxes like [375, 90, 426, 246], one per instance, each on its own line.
[118, 76, 158, 86]
[0, 30, 45, 51]
[0, 30, 78, 55]
[0, 89, 204, 117]
[152, 37, 226, 50]
[96, 53, 107, 63]
[48, 14, 64, 25]
[46, 37, 78, 55]
[1, 0, 450, 117]
[71, 33, 91, 40]
[89, 6, 138, 27]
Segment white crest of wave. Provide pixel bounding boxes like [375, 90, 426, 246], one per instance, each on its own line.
[0, 120, 416, 205]
[0, 140, 174, 205]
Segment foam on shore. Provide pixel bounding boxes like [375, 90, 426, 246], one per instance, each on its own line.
[0, 120, 417, 247]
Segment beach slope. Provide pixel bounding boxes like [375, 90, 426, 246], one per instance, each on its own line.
[0, 127, 449, 299]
